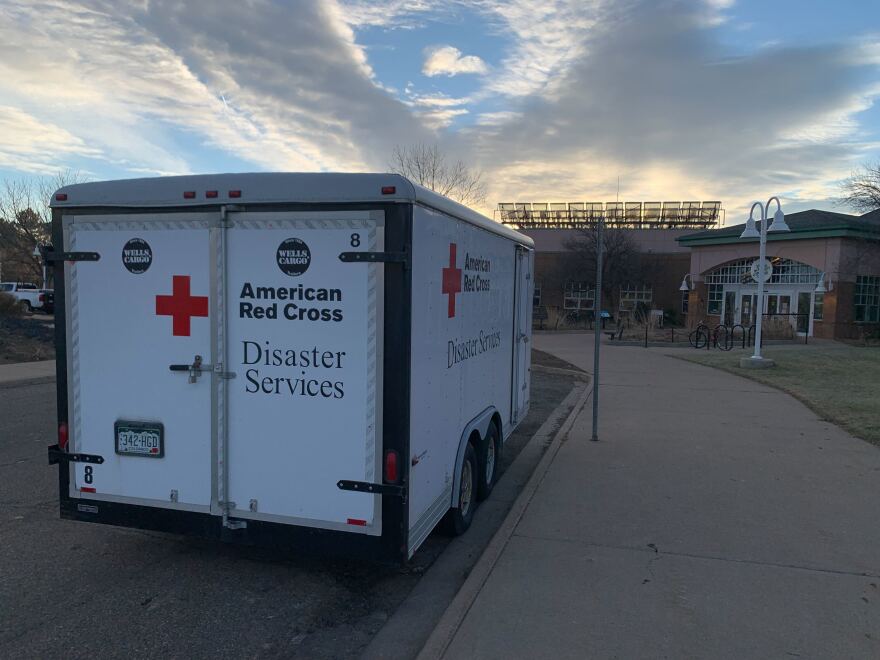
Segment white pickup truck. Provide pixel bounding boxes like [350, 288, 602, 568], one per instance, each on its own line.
[0, 282, 46, 313]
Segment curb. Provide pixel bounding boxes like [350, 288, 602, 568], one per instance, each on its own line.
[359, 378, 589, 660]
[531, 363, 588, 379]
[415, 379, 593, 660]
[0, 360, 57, 390]
[0, 375, 56, 390]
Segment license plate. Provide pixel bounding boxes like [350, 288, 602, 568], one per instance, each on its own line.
[115, 421, 164, 458]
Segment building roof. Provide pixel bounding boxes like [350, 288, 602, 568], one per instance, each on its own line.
[677, 209, 880, 247]
[51, 172, 534, 248]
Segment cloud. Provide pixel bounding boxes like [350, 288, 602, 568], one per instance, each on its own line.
[0, 0, 434, 177]
[0, 106, 102, 175]
[0, 0, 876, 224]
[423, 45, 489, 77]
[466, 0, 880, 220]
[475, 0, 600, 98]
[410, 93, 472, 108]
[338, 0, 438, 29]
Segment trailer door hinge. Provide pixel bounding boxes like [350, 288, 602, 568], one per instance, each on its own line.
[338, 251, 408, 266]
[337, 480, 406, 498]
[47, 444, 104, 466]
[41, 250, 100, 263]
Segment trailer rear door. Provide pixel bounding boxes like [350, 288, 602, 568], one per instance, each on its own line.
[66, 213, 215, 510]
[223, 211, 384, 534]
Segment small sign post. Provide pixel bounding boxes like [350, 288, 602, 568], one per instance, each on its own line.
[591, 213, 603, 442]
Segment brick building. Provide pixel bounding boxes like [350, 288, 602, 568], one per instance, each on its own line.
[496, 202, 880, 340]
[679, 209, 880, 340]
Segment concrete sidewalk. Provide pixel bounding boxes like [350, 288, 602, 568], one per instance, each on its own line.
[424, 334, 880, 659]
[0, 360, 56, 388]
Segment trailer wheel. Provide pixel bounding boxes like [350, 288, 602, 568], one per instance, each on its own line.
[477, 422, 501, 501]
[443, 443, 477, 536]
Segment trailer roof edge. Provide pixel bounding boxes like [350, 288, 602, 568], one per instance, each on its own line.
[51, 172, 534, 248]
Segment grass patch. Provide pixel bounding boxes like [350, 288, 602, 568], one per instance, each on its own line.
[676, 346, 880, 446]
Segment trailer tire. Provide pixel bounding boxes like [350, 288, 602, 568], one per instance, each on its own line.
[443, 443, 477, 536]
[477, 422, 501, 501]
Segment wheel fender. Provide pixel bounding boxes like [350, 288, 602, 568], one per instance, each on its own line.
[450, 406, 497, 509]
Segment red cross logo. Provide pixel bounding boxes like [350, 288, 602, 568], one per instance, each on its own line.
[441, 243, 462, 318]
[155, 275, 209, 336]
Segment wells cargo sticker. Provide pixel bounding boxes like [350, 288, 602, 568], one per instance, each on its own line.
[442, 242, 501, 368]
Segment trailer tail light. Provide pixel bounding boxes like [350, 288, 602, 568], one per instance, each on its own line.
[55, 193, 68, 201]
[80, 487, 96, 493]
[384, 450, 399, 483]
[228, 190, 241, 198]
[206, 190, 218, 198]
[58, 423, 69, 450]
[347, 518, 367, 526]
[381, 186, 396, 195]
[183, 191, 196, 199]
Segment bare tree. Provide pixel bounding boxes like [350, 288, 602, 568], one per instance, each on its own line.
[562, 227, 641, 310]
[0, 170, 85, 283]
[389, 144, 487, 207]
[839, 162, 880, 214]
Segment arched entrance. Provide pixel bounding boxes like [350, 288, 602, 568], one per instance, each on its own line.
[703, 258, 824, 336]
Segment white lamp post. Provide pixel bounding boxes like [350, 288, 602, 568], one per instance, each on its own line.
[739, 196, 789, 368]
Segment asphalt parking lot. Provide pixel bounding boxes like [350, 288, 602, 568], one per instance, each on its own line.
[0, 362, 578, 659]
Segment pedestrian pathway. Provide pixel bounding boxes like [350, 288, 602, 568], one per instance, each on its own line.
[0, 360, 55, 387]
[426, 333, 880, 659]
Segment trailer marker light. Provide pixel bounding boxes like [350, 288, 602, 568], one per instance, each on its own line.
[80, 487, 96, 493]
[381, 186, 396, 195]
[55, 193, 68, 201]
[58, 423, 69, 450]
[183, 191, 196, 199]
[228, 190, 242, 198]
[206, 190, 218, 198]
[347, 518, 367, 526]
[384, 450, 399, 483]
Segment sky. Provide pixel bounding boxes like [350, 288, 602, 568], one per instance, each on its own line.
[0, 0, 878, 222]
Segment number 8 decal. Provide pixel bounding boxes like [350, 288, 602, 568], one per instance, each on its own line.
[84, 465, 93, 484]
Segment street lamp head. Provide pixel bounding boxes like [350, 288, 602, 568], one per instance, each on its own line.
[768, 206, 790, 233]
[740, 215, 760, 239]
[814, 273, 827, 294]
[679, 276, 690, 292]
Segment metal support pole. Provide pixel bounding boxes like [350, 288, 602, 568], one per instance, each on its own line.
[753, 206, 767, 360]
[591, 214, 603, 442]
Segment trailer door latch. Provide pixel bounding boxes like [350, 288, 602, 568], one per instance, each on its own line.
[47, 444, 105, 466]
[338, 251, 408, 265]
[337, 480, 406, 498]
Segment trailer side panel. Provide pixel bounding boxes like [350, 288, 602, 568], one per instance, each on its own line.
[407, 204, 526, 553]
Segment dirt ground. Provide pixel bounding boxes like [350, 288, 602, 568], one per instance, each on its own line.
[0, 315, 55, 364]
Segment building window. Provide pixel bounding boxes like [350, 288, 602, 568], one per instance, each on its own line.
[619, 285, 652, 311]
[563, 282, 594, 310]
[855, 275, 880, 322]
[707, 284, 723, 315]
[704, 258, 822, 285]
[533, 285, 542, 308]
[681, 290, 689, 315]
[813, 293, 824, 321]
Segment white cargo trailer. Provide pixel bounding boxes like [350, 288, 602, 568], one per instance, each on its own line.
[46, 173, 534, 562]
